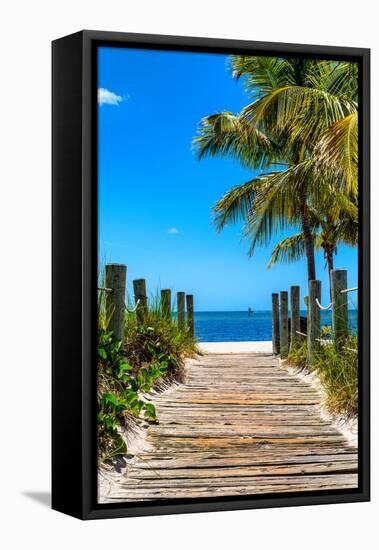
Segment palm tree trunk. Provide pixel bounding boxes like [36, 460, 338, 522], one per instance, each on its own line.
[299, 198, 316, 281]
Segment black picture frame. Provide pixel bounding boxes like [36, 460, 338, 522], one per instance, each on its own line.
[52, 30, 370, 520]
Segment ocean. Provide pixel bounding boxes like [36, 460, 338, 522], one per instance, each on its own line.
[193, 310, 358, 342]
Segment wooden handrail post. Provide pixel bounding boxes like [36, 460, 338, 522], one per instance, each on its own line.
[307, 280, 321, 365]
[290, 285, 300, 351]
[304, 295, 309, 333]
[177, 292, 185, 331]
[161, 289, 172, 319]
[272, 293, 280, 355]
[105, 264, 127, 342]
[331, 269, 348, 349]
[133, 278, 147, 323]
[186, 294, 194, 337]
[280, 291, 289, 358]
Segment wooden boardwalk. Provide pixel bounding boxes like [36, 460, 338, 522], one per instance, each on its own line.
[104, 353, 358, 502]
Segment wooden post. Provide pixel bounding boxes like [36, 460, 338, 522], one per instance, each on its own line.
[133, 278, 147, 323]
[177, 292, 185, 331]
[331, 269, 348, 348]
[161, 289, 171, 319]
[290, 285, 300, 351]
[302, 296, 309, 338]
[105, 264, 127, 342]
[280, 291, 289, 358]
[186, 294, 194, 337]
[272, 293, 280, 355]
[307, 280, 321, 365]
[304, 295, 309, 331]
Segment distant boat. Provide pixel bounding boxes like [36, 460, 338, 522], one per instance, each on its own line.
[248, 307, 254, 317]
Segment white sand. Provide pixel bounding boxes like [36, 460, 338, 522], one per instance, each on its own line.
[199, 341, 272, 354]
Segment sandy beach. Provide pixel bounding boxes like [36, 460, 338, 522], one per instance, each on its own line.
[199, 341, 272, 354]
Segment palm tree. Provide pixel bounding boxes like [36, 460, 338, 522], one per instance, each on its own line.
[267, 199, 358, 296]
[193, 57, 358, 282]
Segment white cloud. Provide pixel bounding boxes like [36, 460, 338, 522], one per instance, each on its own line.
[168, 227, 179, 234]
[98, 87, 124, 106]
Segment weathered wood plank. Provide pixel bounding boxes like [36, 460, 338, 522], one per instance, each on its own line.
[133, 453, 358, 469]
[127, 461, 357, 479]
[108, 473, 358, 501]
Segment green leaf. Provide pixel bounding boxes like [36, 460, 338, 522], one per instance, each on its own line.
[102, 392, 119, 407]
[117, 362, 134, 379]
[143, 403, 157, 419]
[119, 362, 133, 371]
[98, 348, 107, 360]
[125, 390, 138, 405]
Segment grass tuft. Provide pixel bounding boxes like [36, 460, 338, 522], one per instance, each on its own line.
[288, 332, 358, 418]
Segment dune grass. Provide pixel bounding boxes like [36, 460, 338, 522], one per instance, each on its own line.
[288, 332, 358, 418]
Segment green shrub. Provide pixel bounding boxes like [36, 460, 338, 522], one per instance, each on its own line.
[123, 306, 197, 384]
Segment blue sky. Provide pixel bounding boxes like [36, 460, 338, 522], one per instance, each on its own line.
[98, 47, 358, 311]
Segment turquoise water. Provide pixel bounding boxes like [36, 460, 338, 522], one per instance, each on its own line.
[194, 310, 358, 342]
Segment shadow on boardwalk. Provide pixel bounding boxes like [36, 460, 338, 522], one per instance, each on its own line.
[100, 353, 358, 502]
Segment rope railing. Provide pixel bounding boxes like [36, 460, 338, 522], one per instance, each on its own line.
[98, 286, 143, 313]
[316, 337, 331, 345]
[315, 285, 358, 310]
[296, 330, 355, 352]
[273, 271, 357, 362]
[343, 346, 358, 353]
[97, 286, 113, 293]
[124, 299, 140, 313]
[101, 265, 195, 342]
[340, 286, 358, 294]
[315, 298, 333, 311]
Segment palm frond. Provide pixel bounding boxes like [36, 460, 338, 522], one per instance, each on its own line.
[312, 112, 358, 195]
[212, 176, 266, 232]
[229, 56, 292, 96]
[305, 61, 358, 100]
[334, 217, 358, 246]
[267, 233, 306, 269]
[193, 111, 280, 169]
[239, 169, 305, 254]
[241, 85, 357, 148]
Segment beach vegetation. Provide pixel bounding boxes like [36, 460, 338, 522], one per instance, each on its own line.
[97, 292, 198, 464]
[288, 333, 358, 417]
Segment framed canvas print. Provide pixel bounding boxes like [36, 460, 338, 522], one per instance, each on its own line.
[52, 30, 370, 520]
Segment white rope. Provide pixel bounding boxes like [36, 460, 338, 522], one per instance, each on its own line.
[315, 297, 333, 311]
[340, 286, 358, 294]
[315, 338, 331, 345]
[125, 299, 140, 313]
